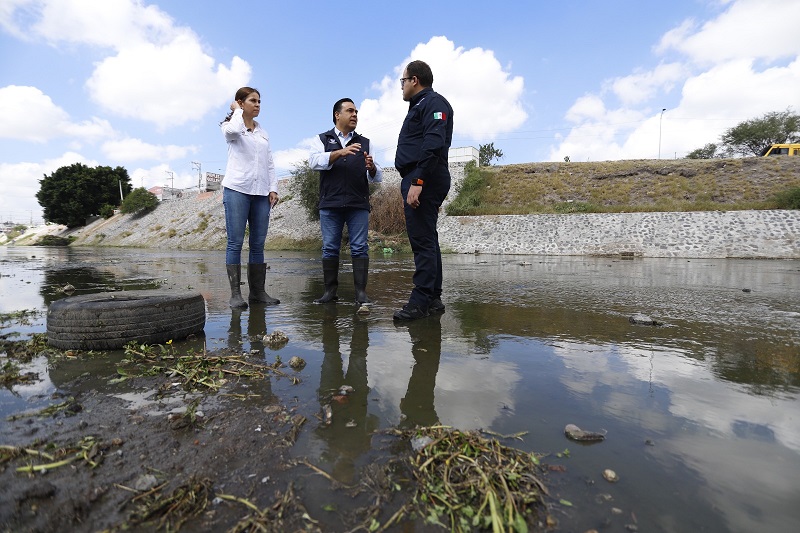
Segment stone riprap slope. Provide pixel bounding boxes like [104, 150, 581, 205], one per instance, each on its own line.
[65, 159, 800, 258]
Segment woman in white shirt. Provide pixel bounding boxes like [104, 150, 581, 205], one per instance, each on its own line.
[220, 87, 280, 308]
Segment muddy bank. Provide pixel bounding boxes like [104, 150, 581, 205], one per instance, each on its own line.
[1, 337, 556, 533]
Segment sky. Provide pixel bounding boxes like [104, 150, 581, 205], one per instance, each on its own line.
[1, 0, 799, 225]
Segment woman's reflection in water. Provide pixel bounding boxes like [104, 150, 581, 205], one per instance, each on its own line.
[317, 308, 378, 483]
[226, 305, 273, 398]
[227, 305, 268, 353]
[399, 315, 442, 428]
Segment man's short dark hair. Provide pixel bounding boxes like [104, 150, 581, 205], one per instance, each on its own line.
[332, 98, 354, 124]
[406, 60, 433, 87]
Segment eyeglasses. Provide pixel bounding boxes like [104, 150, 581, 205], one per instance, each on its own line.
[400, 76, 415, 86]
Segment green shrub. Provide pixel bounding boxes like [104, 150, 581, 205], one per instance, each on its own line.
[773, 187, 800, 209]
[446, 161, 485, 216]
[289, 160, 320, 221]
[99, 204, 116, 218]
[120, 187, 159, 214]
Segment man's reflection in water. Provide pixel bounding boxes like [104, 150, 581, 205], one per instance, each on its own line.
[399, 315, 442, 428]
[317, 308, 378, 483]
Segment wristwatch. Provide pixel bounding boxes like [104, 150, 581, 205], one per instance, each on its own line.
[411, 178, 424, 186]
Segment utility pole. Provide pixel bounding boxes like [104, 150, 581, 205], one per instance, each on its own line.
[658, 108, 666, 159]
[191, 161, 202, 191]
[165, 170, 174, 199]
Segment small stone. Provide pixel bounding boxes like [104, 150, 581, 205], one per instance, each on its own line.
[288, 356, 306, 370]
[263, 330, 289, 349]
[603, 469, 619, 482]
[629, 313, 660, 326]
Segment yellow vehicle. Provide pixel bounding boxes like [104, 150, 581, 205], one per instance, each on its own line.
[762, 143, 800, 156]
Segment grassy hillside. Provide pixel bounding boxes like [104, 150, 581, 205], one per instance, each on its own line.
[447, 157, 800, 215]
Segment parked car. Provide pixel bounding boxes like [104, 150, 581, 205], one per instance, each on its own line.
[762, 143, 800, 156]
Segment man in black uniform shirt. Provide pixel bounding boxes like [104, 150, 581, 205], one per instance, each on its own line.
[393, 60, 454, 321]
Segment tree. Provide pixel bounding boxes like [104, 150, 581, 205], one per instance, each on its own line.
[685, 143, 719, 159]
[720, 109, 800, 157]
[37, 163, 132, 227]
[289, 160, 320, 221]
[120, 187, 159, 214]
[479, 143, 504, 166]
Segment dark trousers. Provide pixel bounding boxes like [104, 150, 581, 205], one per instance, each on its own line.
[401, 174, 450, 309]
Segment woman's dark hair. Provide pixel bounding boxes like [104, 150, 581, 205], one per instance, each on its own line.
[406, 60, 433, 87]
[221, 87, 260, 124]
[332, 98, 354, 124]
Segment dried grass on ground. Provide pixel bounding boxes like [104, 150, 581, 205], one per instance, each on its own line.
[453, 157, 800, 215]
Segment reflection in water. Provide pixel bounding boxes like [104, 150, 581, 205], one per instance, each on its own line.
[399, 316, 442, 428]
[2, 247, 799, 533]
[315, 308, 378, 483]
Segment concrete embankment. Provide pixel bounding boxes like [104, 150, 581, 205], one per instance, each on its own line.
[66, 163, 800, 258]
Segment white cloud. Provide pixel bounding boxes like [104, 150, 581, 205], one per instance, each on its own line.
[0, 152, 97, 224]
[0, 85, 113, 143]
[285, 36, 528, 167]
[86, 36, 251, 126]
[129, 163, 196, 191]
[550, 0, 800, 162]
[656, 0, 800, 64]
[610, 62, 686, 106]
[2, 0, 251, 127]
[102, 138, 198, 163]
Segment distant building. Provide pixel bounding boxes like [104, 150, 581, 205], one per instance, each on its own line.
[449, 146, 479, 165]
[148, 186, 183, 201]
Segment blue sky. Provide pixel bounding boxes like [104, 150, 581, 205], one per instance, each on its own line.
[1, 0, 799, 225]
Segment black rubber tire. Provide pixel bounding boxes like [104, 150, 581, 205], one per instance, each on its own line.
[46, 290, 206, 350]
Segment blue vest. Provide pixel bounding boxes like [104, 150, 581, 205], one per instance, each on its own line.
[318, 129, 371, 211]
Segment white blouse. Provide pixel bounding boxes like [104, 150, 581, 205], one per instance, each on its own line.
[220, 108, 277, 196]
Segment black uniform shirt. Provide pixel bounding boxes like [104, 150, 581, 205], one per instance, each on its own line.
[395, 87, 454, 184]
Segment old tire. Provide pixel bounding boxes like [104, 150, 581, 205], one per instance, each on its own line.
[47, 290, 206, 350]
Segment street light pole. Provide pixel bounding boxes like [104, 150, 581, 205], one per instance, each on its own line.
[658, 108, 666, 159]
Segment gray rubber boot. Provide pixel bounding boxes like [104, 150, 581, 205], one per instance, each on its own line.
[352, 257, 371, 304]
[226, 264, 248, 309]
[247, 263, 280, 305]
[314, 258, 339, 304]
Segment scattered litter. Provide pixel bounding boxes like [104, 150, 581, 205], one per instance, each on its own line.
[134, 474, 159, 492]
[411, 436, 434, 451]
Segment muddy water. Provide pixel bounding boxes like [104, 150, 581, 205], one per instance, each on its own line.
[1, 246, 799, 532]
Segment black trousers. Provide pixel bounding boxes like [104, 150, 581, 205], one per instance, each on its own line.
[401, 173, 451, 309]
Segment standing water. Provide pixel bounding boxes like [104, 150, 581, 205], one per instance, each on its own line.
[1, 246, 798, 532]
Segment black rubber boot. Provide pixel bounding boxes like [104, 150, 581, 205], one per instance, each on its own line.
[247, 263, 280, 305]
[352, 257, 371, 304]
[314, 258, 339, 304]
[226, 264, 248, 309]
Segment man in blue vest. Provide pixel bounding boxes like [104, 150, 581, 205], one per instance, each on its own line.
[309, 98, 383, 305]
[393, 60, 454, 321]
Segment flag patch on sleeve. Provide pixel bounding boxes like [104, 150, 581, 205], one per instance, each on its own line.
[433, 112, 447, 120]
